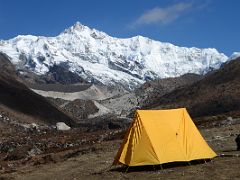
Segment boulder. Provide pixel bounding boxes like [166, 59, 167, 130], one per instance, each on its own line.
[30, 123, 38, 129]
[28, 147, 42, 157]
[227, 117, 233, 121]
[56, 122, 71, 131]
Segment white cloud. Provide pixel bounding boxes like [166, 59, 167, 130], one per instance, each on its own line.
[131, 2, 193, 27]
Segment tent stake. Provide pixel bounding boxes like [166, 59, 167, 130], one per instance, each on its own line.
[160, 164, 163, 170]
[153, 165, 156, 171]
[188, 162, 191, 166]
[125, 166, 129, 173]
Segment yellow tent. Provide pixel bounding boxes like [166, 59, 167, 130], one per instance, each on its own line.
[113, 108, 217, 166]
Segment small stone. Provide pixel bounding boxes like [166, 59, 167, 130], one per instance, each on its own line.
[227, 117, 233, 121]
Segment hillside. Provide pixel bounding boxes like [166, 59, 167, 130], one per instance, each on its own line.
[100, 73, 201, 117]
[146, 57, 240, 117]
[136, 73, 202, 107]
[0, 53, 75, 126]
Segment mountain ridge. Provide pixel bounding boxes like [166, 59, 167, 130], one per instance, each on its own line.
[0, 22, 228, 90]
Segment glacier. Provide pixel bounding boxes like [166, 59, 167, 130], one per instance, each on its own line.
[0, 22, 228, 89]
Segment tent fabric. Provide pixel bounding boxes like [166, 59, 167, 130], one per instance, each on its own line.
[113, 108, 217, 166]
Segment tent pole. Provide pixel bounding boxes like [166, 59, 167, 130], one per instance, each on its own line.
[160, 164, 163, 170]
[188, 162, 191, 166]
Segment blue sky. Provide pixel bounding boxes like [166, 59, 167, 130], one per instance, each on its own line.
[0, 0, 239, 56]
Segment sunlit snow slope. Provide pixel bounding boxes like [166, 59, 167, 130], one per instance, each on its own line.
[0, 22, 228, 89]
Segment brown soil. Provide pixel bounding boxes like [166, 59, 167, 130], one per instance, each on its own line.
[1, 118, 240, 179]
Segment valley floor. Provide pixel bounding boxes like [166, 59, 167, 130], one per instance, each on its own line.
[1, 120, 240, 180]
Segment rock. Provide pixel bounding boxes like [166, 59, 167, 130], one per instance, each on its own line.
[56, 122, 71, 131]
[28, 123, 39, 132]
[227, 117, 233, 121]
[28, 147, 42, 156]
[30, 123, 38, 129]
[226, 117, 234, 125]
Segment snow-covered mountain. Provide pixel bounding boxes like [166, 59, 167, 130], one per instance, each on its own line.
[229, 52, 240, 60]
[0, 22, 228, 89]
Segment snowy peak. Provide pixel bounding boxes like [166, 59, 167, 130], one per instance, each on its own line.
[73, 21, 87, 30]
[62, 22, 108, 40]
[0, 22, 228, 90]
[229, 52, 240, 60]
[63, 22, 90, 34]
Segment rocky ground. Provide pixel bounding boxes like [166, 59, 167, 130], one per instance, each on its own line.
[1, 116, 240, 179]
